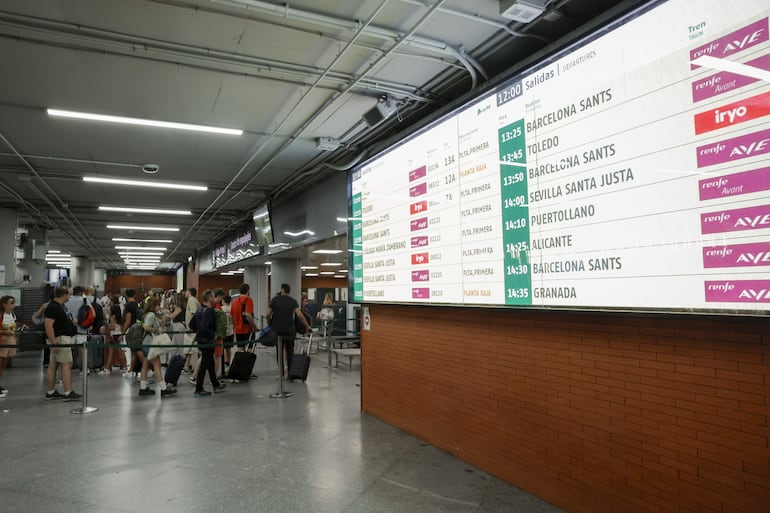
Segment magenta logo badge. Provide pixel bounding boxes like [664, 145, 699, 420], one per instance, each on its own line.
[690, 18, 768, 69]
[410, 217, 429, 231]
[692, 54, 770, 102]
[701, 204, 770, 234]
[696, 128, 770, 168]
[703, 242, 770, 268]
[411, 287, 430, 299]
[411, 236, 429, 248]
[409, 182, 427, 197]
[409, 165, 427, 182]
[705, 280, 770, 302]
[411, 270, 430, 282]
[699, 166, 770, 201]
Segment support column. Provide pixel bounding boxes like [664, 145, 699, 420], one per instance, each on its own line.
[270, 258, 302, 299]
[0, 208, 18, 286]
[70, 256, 95, 288]
[244, 265, 270, 328]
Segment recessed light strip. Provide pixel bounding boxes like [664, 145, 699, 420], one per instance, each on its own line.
[113, 238, 173, 243]
[100, 206, 192, 215]
[85, 177, 207, 192]
[115, 246, 166, 251]
[107, 225, 179, 232]
[48, 109, 243, 136]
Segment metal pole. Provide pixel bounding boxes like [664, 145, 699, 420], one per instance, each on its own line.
[270, 335, 292, 399]
[72, 336, 98, 414]
[324, 322, 332, 368]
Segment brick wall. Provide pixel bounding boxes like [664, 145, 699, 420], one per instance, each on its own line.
[360, 304, 770, 513]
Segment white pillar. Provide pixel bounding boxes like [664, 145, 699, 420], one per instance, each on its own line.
[70, 256, 95, 288]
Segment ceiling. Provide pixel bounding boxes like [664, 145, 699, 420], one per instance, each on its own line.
[0, 0, 644, 276]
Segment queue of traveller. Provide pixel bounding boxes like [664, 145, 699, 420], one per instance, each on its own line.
[21, 282, 313, 402]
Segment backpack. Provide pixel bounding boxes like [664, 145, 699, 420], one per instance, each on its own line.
[125, 322, 145, 349]
[92, 298, 104, 330]
[257, 326, 277, 347]
[214, 308, 227, 340]
[77, 299, 96, 329]
[189, 305, 205, 331]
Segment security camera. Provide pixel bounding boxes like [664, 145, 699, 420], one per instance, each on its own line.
[142, 164, 160, 174]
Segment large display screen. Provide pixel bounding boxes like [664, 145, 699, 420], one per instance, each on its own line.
[348, 0, 770, 314]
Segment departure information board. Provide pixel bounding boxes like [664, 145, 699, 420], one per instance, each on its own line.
[349, 0, 770, 314]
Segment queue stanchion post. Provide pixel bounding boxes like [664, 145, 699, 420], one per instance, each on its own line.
[71, 336, 98, 415]
[323, 321, 332, 368]
[270, 335, 292, 399]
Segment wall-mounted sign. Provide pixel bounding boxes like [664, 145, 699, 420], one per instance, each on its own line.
[212, 224, 264, 269]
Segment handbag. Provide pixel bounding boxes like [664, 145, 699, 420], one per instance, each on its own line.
[258, 326, 278, 347]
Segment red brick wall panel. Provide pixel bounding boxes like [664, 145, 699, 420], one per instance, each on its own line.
[361, 304, 770, 513]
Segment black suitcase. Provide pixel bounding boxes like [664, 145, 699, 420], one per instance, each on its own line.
[288, 334, 311, 382]
[164, 354, 185, 385]
[87, 334, 104, 369]
[228, 350, 257, 382]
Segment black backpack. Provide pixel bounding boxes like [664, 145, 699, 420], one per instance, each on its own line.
[92, 298, 104, 330]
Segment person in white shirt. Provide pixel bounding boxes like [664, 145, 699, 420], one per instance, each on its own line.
[0, 295, 19, 397]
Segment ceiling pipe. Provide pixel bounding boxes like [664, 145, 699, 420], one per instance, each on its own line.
[0, 11, 431, 102]
[212, 0, 486, 87]
[172, 0, 449, 257]
[397, 0, 551, 43]
[167, 0, 392, 259]
[0, 152, 141, 169]
[0, 132, 119, 266]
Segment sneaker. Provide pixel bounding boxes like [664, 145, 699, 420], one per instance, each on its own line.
[98, 368, 111, 375]
[213, 382, 227, 393]
[62, 391, 82, 402]
[138, 388, 156, 396]
[0, 385, 6, 394]
[45, 390, 65, 401]
[180, 369, 190, 375]
[193, 390, 211, 397]
[188, 377, 197, 385]
[0, 390, 7, 398]
[161, 388, 177, 397]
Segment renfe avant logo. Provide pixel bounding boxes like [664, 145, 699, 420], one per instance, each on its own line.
[692, 54, 770, 102]
[705, 280, 770, 303]
[690, 18, 768, 69]
[698, 166, 770, 201]
[703, 242, 770, 268]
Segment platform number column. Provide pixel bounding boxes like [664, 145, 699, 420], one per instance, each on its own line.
[351, 192, 364, 301]
[498, 118, 531, 305]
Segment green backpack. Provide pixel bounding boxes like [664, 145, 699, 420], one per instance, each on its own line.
[214, 308, 227, 340]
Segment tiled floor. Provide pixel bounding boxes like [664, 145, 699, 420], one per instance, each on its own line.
[0, 347, 565, 513]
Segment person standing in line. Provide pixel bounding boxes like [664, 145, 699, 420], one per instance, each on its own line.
[231, 283, 257, 352]
[137, 297, 177, 398]
[182, 287, 200, 373]
[193, 289, 226, 397]
[100, 295, 126, 374]
[32, 286, 55, 369]
[267, 283, 313, 377]
[220, 294, 234, 375]
[43, 287, 81, 401]
[0, 295, 19, 397]
[64, 285, 88, 371]
[122, 288, 145, 379]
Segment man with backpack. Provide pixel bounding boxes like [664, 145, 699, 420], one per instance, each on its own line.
[190, 289, 226, 397]
[231, 283, 258, 352]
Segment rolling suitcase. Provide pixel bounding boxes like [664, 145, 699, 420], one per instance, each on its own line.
[87, 334, 104, 369]
[229, 334, 257, 382]
[288, 333, 311, 382]
[164, 354, 185, 386]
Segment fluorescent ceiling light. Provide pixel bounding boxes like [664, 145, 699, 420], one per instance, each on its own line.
[285, 230, 315, 237]
[338, 269, 348, 272]
[119, 253, 165, 257]
[320, 272, 335, 275]
[313, 249, 343, 254]
[85, 177, 207, 192]
[100, 206, 192, 216]
[300, 266, 318, 270]
[48, 108, 243, 136]
[113, 238, 173, 243]
[115, 246, 166, 251]
[123, 256, 162, 260]
[264, 261, 272, 265]
[691, 55, 770, 82]
[305, 273, 319, 277]
[47, 250, 61, 254]
[108, 225, 179, 232]
[320, 263, 342, 266]
[333, 275, 346, 278]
